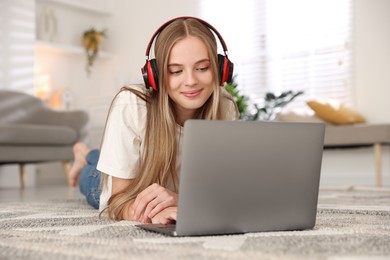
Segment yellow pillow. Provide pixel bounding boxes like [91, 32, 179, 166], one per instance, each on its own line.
[307, 100, 366, 125]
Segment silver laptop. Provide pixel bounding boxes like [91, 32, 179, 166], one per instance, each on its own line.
[137, 120, 325, 236]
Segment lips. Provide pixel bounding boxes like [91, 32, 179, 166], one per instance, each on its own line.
[181, 89, 202, 98]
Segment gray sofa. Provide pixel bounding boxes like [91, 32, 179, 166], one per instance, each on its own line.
[324, 124, 390, 187]
[0, 90, 89, 188]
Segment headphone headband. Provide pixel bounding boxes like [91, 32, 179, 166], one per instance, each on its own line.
[144, 16, 229, 59]
[142, 16, 234, 91]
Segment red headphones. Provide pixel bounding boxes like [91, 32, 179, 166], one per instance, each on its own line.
[141, 16, 234, 91]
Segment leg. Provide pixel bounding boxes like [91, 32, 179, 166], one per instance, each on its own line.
[19, 163, 26, 189]
[62, 160, 71, 186]
[69, 143, 90, 187]
[79, 149, 101, 209]
[374, 143, 382, 187]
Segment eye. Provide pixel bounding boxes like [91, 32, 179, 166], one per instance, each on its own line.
[169, 70, 182, 75]
[196, 66, 209, 72]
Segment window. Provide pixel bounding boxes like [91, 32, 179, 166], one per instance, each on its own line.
[200, 0, 352, 111]
[0, 0, 35, 93]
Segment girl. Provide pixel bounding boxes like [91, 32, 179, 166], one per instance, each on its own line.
[70, 17, 239, 224]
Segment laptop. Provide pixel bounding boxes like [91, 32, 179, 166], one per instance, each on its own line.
[137, 120, 325, 236]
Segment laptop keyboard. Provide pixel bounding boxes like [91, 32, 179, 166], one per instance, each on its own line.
[155, 224, 176, 231]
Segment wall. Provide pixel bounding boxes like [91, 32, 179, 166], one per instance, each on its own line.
[354, 0, 390, 123]
[106, 0, 199, 87]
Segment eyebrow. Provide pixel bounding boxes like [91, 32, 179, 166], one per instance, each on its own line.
[168, 59, 210, 67]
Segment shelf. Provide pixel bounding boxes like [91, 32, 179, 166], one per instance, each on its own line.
[35, 40, 112, 58]
[36, 0, 112, 16]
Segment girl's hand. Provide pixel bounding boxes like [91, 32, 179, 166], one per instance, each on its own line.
[132, 183, 178, 223]
[151, 207, 177, 224]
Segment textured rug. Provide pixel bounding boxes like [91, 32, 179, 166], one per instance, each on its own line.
[0, 186, 389, 260]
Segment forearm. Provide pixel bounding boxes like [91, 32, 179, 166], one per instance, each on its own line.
[110, 196, 134, 221]
[110, 176, 135, 221]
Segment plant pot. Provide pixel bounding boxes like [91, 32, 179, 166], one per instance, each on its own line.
[83, 32, 102, 52]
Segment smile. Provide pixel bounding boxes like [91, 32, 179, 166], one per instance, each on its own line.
[181, 89, 203, 98]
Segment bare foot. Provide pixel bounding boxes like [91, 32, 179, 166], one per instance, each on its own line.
[69, 143, 90, 187]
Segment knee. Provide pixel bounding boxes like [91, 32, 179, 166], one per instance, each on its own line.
[86, 189, 100, 209]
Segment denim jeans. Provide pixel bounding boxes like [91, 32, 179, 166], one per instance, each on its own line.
[79, 149, 101, 209]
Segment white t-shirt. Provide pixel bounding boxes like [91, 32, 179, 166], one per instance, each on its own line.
[97, 85, 238, 211]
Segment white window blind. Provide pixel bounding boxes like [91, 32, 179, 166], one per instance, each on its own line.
[0, 0, 35, 94]
[200, 0, 352, 111]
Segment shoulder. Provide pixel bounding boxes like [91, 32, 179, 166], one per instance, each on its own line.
[108, 85, 149, 128]
[220, 87, 239, 120]
[112, 84, 149, 107]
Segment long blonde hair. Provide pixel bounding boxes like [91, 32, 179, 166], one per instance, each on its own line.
[104, 18, 237, 220]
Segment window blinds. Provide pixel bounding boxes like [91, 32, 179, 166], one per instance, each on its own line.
[200, 0, 352, 111]
[0, 0, 35, 94]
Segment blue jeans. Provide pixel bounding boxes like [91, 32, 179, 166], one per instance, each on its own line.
[79, 149, 101, 209]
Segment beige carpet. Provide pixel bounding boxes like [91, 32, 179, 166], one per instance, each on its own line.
[0, 186, 389, 259]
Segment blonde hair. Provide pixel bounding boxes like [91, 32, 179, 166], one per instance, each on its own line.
[103, 18, 237, 220]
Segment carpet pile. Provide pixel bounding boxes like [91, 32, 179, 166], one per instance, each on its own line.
[0, 186, 389, 259]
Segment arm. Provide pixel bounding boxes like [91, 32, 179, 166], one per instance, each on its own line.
[101, 89, 177, 222]
[110, 177, 178, 223]
[132, 183, 178, 223]
[110, 176, 135, 221]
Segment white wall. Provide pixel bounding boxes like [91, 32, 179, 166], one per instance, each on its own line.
[354, 0, 390, 123]
[107, 0, 199, 87]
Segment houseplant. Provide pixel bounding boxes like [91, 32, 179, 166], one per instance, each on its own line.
[224, 76, 303, 121]
[82, 28, 107, 75]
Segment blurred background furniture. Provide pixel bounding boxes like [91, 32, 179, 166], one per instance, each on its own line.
[324, 124, 390, 187]
[277, 111, 390, 187]
[0, 90, 89, 188]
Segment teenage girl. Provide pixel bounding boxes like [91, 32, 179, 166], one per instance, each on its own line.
[69, 17, 239, 224]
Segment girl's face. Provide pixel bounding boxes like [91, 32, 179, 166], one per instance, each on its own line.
[167, 35, 214, 123]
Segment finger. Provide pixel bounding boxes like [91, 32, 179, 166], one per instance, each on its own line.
[151, 208, 177, 224]
[143, 190, 174, 220]
[133, 185, 162, 220]
[148, 191, 177, 219]
[158, 212, 177, 225]
[160, 217, 170, 225]
[134, 192, 157, 221]
[141, 190, 171, 222]
[132, 184, 157, 215]
[147, 198, 174, 219]
[141, 217, 152, 224]
[141, 197, 160, 222]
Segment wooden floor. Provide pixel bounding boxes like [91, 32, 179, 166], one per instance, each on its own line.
[0, 185, 84, 202]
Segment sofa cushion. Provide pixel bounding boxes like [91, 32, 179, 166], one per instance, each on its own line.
[0, 123, 77, 145]
[324, 124, 390, 147]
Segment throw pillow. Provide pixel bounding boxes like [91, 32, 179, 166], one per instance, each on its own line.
[307, 100, 366, 125]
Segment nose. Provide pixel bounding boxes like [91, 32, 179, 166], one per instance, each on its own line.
[184, 70, 198, 86]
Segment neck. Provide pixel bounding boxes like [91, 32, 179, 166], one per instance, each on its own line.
[175, 109, 197, 126]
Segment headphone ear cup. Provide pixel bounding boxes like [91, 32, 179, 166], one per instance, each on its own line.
[226, 57, 234, 83]
[218, 54, 234, 85]
[218, 54, 225, 86]
[149, 59, 159, 91]
[142, 62, 150, 89]
[142, 59, 159, 91]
